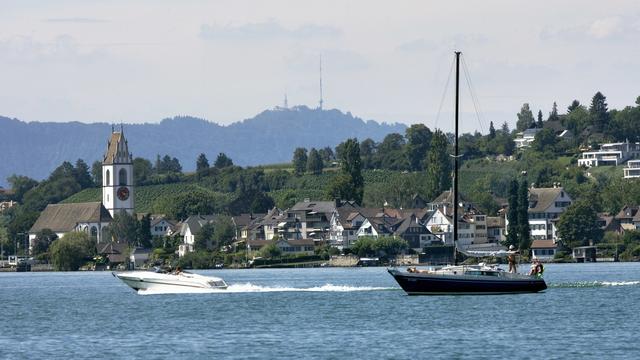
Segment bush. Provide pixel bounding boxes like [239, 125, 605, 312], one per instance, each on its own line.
[49, 232, 96, 271]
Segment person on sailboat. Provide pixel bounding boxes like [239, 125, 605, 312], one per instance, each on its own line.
[508, 245, 518, 273]
[529, 259, 544, 277]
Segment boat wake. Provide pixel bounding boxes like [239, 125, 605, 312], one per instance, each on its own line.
[549, 280, 640, 288]
[138, 283, 397, 295]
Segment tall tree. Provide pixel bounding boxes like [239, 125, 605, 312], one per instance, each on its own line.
[109, 212, 138, 245]
[133, 158, 153, 185]
[488, 121, 496, 139]
[7, 175, 38, 203]
[196, 153, 209, 173]
[506, 179, 519, 247]
[136, 214, 152, 248]
[537, 110, 544, 128]
[548, 102, 559, 122]
[589, 91, 609, 132]
[501, 121, 510, 134]
[517, 180, 531, 250]
[424, 130, 451, 199]
[306, 148, 323, 175]
[74, 159, 94, 189]
[375, 133, 407, 170]
[318, 147, 335, 163]
[49, 232, 95, 271]
[214, 153, 233, 169]
[292, 148, 308, 176]
[405, 124, 432, 171]
[327, 138, 364, 204]
[359, 138, 377, 169]
[91, 161, 102, 186]
[516, 103, 535, 131]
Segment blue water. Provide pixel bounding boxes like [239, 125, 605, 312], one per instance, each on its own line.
[1, 263, 639, 359]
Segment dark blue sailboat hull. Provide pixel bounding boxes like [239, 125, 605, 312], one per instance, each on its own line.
[388, 269, 547, 295]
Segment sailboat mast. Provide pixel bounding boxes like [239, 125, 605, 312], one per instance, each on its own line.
[453, 51, 460, 264]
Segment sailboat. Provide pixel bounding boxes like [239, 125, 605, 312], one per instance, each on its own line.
[388, 52, 547, 295]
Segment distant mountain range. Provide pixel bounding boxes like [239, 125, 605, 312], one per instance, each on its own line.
[0, 106, 406, 187]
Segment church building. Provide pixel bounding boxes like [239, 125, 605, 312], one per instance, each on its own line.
[28, 128, 135, 247]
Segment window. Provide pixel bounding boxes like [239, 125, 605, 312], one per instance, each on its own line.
[90, 226, 98, 240]
[119, 168, 127, 185]
[106, 170, 110, 186]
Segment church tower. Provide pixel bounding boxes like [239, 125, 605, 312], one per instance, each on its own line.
[102, 127, 134, 216]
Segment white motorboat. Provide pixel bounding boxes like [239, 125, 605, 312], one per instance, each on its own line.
[113, 269, 228, 292]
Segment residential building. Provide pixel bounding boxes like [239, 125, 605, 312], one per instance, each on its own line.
[614, 205, 639, 232]
[329, 201, 366, 249]
[526, 185, 572, 241]
[178, 214, 217, 256]
[530, 240, 557, 261]
[486, 216, 506, 243]
[0, 200, 17, 213]
[514, 128, 541, 149]
[150, 216, 177, 237]
[623, 160, 640, 179]
[577, 141, 640, 167]
[279, 200, 336, 241]
[390, 214, 438, 250]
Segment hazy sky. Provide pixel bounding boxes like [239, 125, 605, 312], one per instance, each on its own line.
[2, 0, 640, 133]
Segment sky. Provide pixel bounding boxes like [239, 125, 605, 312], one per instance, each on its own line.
[2, 0, 640, 133]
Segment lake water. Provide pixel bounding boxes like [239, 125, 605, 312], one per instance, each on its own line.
[1, 263, 639, 359]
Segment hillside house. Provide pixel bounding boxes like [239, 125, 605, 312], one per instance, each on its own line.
[578, 141, 640, 167]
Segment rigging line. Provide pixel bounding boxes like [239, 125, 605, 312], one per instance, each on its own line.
[461, 55, 486, 134]
[434, 57, 456, 130]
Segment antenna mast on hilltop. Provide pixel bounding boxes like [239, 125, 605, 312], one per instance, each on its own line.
[318, 54, 324, 110]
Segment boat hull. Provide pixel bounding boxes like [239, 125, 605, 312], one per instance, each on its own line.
[388, 269, 547, 295]
[113, 271, 227, 292]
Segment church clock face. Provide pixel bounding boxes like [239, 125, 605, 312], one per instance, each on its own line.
[117, 186, 130, 201]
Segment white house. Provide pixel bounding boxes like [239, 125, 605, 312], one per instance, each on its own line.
[423, 207, 480, 246]
[328, 203, 366, 249]
[178, 215, 217, 257]
[514, 128, 541, 149]
[150, 216, 176, 237]
[578, 141, 640, 167]
[530, 239, 557, 261]
[623, 160, 640, 179]
[506, 186, 573, 242]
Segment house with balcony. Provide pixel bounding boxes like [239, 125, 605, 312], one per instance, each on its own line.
[623, 160, 640, 179]
[514, 128, 541, 149]
[577, 141, 640, 167]
[328, 201, 366, 249]
[278, 200, 337, 242]
[614, 205, 640, 232]
[523, 185, 572, 241]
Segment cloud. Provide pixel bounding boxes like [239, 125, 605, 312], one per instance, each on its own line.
[540, 15, 640, 42]
[397, 34, 488, 54]
[0, 35, 106, 64]
[43, 17, 109, 23]
[199, 20, 341, 41]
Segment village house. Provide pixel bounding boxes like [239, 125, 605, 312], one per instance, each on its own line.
[614, 205, 640, 232]
[530, 239, 557, 261]
[178, 214, 217, 257]
[514, 128, 541, 149]
[149, 216, 177, 237]
[328, 201, 366, 249]
[486, 216, 506, 243]
[278, 200, 336, 241]
[523, 185, 572, 241]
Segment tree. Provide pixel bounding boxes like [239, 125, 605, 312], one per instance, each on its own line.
[359, 138, 377, 169]
[424, 130, 451, 199]
[109, 211, 138, 244]
[32, 229, 58, 257]
[214, 153, 233, 169]
[306, 148, 324, 175]
[259, 242, 282, 258]
[532, 128, 557, 153]
[537, 110, 544, 128]
[516, 103, 535, 131]
[91, 161, 102, 186]
[136, 214, 152, 248]
[195, 222, 215, 251]
[488, 121, 496, 139]
[557, 200, 603, 249]
[567, 100, 581, 113]
[505, 179, 519, 247]
[589, 91, 609, 132]
[339, 138, 364, 204]
[501, 121, 510, 134]
[212, 215, 236, 250]
[292, 148, 308, 176]
[7, 175, 38, 203]
[318, 146, 335, 163]
[405, 124, 432, 171]
[517, 180, 531, 250]
[374, 236, 408, 257]
[196, 153, 210, 173]
[74, 159, 94, 189]
[49, 232, 95, 271]
[133, 158, 153, 185]
[157, 155, 182, 174]
[351, 236, 377, 257]
[375, 133, 407, 170]
[548, 102, 559, 122]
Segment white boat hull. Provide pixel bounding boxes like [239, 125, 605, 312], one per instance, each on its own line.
[113, 271, 228, 292]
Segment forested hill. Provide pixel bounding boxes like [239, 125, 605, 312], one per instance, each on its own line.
[0, 106, 405, 186]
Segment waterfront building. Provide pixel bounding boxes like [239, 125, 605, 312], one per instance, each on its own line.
[29, 202, 112, 245]
[530, 239, 557, 261]
[178, 214, 217, 257]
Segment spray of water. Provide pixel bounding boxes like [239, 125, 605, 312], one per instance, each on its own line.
[138, 283, 397, 295]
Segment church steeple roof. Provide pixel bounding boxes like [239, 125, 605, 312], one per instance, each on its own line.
[103, 130, 132, 164]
